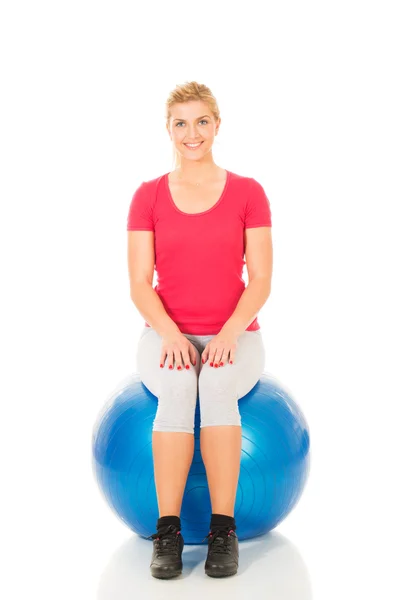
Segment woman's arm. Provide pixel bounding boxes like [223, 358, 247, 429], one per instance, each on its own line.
[220, 226, 273, 336]
[128, 231, 180, 337]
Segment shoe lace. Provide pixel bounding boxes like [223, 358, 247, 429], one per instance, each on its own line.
[201, 527, 235, 554]
[146, 524, 181, 556]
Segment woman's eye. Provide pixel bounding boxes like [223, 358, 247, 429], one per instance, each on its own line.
[176, 120, 208, 127]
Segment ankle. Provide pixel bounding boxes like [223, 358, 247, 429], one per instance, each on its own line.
[157, 515, 181, 530]
[210, 513, 236, 531]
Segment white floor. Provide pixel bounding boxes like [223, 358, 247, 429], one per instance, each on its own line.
[96, 528, 313, 598]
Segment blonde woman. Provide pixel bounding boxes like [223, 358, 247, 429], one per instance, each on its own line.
[127, 81, 273, 579]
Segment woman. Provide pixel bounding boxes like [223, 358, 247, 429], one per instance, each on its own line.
[127, 81, 273, 579]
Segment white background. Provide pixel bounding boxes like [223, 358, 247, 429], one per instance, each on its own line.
[1, 1, 399, 598]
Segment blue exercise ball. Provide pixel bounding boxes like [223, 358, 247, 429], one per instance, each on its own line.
[92, 371, 310, 544]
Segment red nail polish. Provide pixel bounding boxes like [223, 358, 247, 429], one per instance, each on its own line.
[185, 365, 189, 369]
[169, 365, 173, 369]
[210, 362, 213, 366]
[177, 366, 182, 370]
[220, 362, 223, 366]
[160, 364, 163, 368]
[229, 360, 233, 364]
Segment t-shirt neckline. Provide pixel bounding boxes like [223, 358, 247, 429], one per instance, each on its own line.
[164, 169, 231, 216]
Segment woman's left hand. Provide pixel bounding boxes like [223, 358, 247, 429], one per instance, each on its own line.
[201, 328, 239, 367]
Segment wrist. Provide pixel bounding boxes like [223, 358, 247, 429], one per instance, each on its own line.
[219, 322, 242, 337]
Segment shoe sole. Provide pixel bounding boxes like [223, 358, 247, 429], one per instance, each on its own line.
[151, 571, 182, 579]
[205, 565, 238, 578]
[151, 564, 183, 579]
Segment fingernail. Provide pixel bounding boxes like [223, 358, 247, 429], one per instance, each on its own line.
[229, 360, 233, 364]
[202, 358, 205, 364]
[160, 364, 163, 368]
[169, 365, 173, 369]
[177, 366, 182, 370]
[185, 365, 190, 369]
[220, 362, 223, 366]
[210, 362, 213, 366]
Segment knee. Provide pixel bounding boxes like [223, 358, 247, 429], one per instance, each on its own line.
[153, 371, 198, 434]
[199, 375, 241, 428]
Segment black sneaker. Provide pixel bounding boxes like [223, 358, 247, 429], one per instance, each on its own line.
[202, 526, 239, 577]
[146, 523, 184, 579]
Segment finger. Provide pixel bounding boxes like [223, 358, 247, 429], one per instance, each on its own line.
[160, 349, 166, 368]
[213, 346, 223, 367]
[219, 348, 229, 367]
[201, 344, 209, 364]
[229, 348, 235, 364]
[209, 346, 217, 366]
[175, 349, 184, 371]
[167, 350, 174, 370]
[182, 349, 191, 369]
[190, 346, 197, 366]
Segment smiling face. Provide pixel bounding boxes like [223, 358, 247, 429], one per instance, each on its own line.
[167, 100, 221, 162]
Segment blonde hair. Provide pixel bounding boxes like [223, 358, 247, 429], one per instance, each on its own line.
[165, 81, 220, 170]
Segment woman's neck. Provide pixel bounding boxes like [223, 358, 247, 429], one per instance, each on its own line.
[174, 162, 221, 182]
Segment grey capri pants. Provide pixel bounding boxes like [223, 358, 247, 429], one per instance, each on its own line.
[136, 326, 266, 434]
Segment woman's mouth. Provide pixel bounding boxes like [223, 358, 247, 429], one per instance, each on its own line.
[184, 142, 203, 150]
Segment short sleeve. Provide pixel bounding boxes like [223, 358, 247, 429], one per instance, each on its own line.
[127, 181, 155, 231]
[244, 178, 272, 228]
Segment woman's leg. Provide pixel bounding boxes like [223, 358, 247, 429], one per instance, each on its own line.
[152, 432, 194, 517]
[200, 426, 242, 517]
[136, 327, 201, 517]
[199, 330, 266, 516]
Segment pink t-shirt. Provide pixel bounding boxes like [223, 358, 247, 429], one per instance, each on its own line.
[127, 170, 272, 335]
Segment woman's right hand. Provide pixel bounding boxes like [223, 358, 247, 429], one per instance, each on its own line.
[160, 330, 197, 370]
